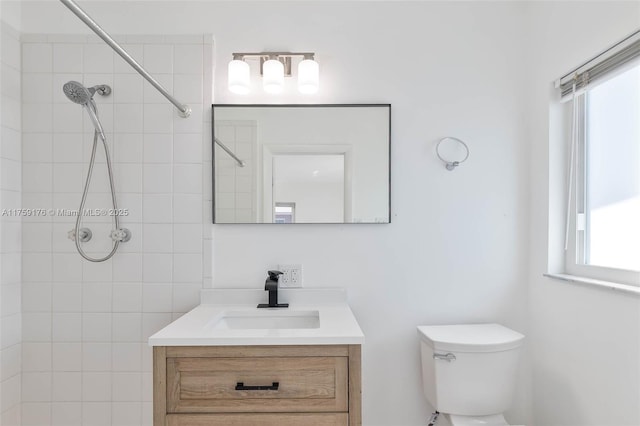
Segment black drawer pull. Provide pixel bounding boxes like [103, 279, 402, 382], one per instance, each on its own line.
[235, 382, 279, 391]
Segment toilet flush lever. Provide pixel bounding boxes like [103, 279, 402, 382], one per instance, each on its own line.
[433, 352, 456, 362]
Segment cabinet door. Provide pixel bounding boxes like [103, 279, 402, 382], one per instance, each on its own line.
[167, 356, 348, 413]
[166, 413, 349, 426]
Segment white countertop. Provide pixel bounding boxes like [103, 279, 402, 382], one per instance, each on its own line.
[148, 288, 365, 346]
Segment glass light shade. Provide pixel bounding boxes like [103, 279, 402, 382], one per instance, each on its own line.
[228, 60, 250, 94]
[263, 59, 284, 94]
[298, 59, 319, 94]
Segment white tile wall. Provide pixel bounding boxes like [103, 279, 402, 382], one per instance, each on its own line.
[0, 20, 22, 426]
[20, 34, 213, 425]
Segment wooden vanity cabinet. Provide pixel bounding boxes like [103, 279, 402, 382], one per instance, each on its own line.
[154, 345, 361, 426]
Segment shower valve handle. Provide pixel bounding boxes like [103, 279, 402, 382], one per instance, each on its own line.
[110, 228, 132, 243]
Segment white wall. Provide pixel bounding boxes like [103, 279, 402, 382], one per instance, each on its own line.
[0, 19, 22, 426]
[525, 2, 640, 425]
[0, 2, 20, 33]
[20, 2, 532, 425]
[210, 4, 531, 424]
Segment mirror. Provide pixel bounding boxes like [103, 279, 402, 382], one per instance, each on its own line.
[212, 104, 390, 224]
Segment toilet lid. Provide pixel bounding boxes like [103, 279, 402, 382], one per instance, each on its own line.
[448, 413, 509, 425]
[417, 323, 524, 352]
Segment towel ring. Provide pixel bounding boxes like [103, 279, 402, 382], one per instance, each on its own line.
[436, 137, 469, 171]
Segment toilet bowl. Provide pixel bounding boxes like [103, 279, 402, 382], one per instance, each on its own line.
[417, 324, 524, 425]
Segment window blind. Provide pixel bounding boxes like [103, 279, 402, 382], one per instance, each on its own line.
[558, 30, 640, 99]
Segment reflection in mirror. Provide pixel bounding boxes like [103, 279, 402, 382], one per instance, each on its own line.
[212, 104, 390, 224]
[273, 155, 345, 223]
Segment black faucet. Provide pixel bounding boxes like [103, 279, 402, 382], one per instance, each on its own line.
[257, 270, 288, 308]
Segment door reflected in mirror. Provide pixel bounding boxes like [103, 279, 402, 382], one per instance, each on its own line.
[212, 104, 390, 224]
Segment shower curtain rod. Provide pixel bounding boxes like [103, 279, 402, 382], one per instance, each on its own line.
[215, 138, 246, 167]
[61, 0, 246, 167]
[59, 0, 191, 118]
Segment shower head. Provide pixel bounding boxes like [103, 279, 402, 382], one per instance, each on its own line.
[63, 81, 95, 105]
[63, 81, 111, 104]
[63, 81, 110, 140]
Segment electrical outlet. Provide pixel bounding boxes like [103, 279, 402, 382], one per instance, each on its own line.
[278, 264, 303, 288]
[279, 269, 290, 286]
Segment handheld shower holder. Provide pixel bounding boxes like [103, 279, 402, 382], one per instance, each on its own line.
[94, 84, 111, 96]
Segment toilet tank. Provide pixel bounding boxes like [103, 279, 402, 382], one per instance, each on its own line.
[417, 324, 524, 416]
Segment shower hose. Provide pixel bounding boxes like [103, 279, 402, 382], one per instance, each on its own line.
[74, 100, 121, 262]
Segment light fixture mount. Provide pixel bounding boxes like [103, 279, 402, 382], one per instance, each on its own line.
[260, 56, 292, 76]
[232, 52, 315, 77]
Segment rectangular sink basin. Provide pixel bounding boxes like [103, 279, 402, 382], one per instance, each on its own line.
[213, 310, 320, 330]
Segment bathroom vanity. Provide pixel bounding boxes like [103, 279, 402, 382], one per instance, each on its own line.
[149, 289, 364, 426]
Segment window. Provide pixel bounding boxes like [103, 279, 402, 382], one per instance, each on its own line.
[582, 65, 640, 272]
[274, 203, 295, 224]
[560, 53, 640, 286]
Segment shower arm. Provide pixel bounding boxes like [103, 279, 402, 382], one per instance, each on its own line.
[215, 137, 245, 167]
[59, 0, 191, 118]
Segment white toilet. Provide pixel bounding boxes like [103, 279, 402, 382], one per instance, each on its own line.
[417, 323, 525, 426]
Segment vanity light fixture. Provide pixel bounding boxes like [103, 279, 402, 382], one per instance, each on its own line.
[227, 52, 319, 94]
[298, 55, 320, 94]
[228, 58, 251, 94]
[262, 56, 285, 93]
